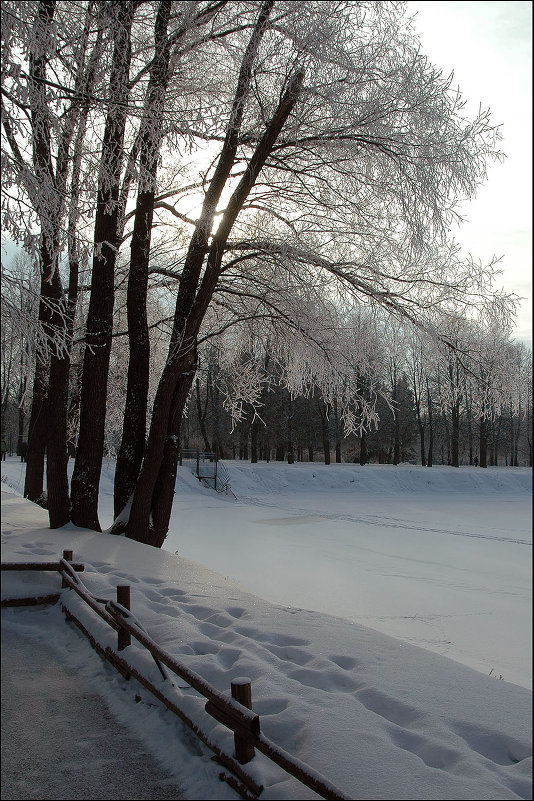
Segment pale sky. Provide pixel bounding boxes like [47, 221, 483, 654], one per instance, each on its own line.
[406, 1, 532, 345]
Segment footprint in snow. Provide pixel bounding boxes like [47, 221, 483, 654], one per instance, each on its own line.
[356, 687, 424, 728]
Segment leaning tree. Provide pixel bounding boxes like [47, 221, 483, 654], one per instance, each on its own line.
[119, 0, 513, 546]
[1, 1, 517, 542]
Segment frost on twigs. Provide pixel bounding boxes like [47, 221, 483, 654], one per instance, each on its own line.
[199, 292, 387, 437]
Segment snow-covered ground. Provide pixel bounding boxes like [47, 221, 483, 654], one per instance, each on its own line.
[1, 458, 532, 800]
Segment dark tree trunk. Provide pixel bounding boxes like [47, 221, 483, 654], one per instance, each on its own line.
[70, 2, 136, 530]
[479, 415, 488, 468]
[24, 352, 48, 503]
[426, 378, 433, 467]
[418, 421, 426, 466]
[66, 361, 82, 457]
[391, 369, 400, 465]
[126, 8, 302, 545]
[414, 399, 426, 466]
[450, 399, 460, 467]
[333, 397, 342, 463]
[113, 1, 172, 522]
[287, 395, 294, 464]
[148, 371, 196, 548]
[465, 393, 473, 465]
[511, 407, 519, 467]
[46, 269, 71, 528]
[46, 2, 95, 528]
[25, 255, 65, 517]
[250, 417, 259, 463]
[317, 398, 331, 465]
[24, 1, 57, 508]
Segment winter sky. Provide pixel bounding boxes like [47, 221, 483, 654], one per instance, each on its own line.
[406, 1, 533, 346]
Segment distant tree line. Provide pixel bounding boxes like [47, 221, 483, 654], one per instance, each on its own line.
[3, 284, 531, 469]
[179, 336, 533, 468]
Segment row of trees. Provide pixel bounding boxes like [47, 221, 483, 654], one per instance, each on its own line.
[4, 252, 530, 470]
[1, 1, 526, 547]
[181, 336, 532, 469]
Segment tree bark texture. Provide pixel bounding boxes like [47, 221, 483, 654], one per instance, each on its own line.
[70, 2, 136, 530]
[451, 401, 460, 468]
[426, 379, 434, 467]
[317, 398, 331, 465]
[479, 415, 488, 468]
[24, 1, 57, 506]
[114, 0, 172, 521]
[24, 351, 48, 503]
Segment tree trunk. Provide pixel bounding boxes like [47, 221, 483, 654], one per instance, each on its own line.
[465, 392, 473, 465]
[426, 378, 433, 467]
[451, 401, 460, 467]
[392, 377, 400, 465]
[70, 2, 136, 530]
[418, 420, 426, 466]
[23, 1, 58, 508]
[250, 417, 259, 463]
[45, 2, 96, 528]
[46, 269, 71, 528]
[148, 371, 197, 548]
[113, 1, 172, 522]
[287, 395, 294, 464]
[66, 360, 82, 457]
[479, 415, 488, 468]
[24, 352, 48, 503]
[317, 398, 331, 465]
[333, 397, 342, 463]
[414, 395, 426, 467]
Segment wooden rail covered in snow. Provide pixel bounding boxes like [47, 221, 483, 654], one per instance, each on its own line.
[1, 553, 352, 801]
[1, 551, 84, 607]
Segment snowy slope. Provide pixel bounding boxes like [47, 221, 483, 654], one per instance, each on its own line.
[1, 464, 532, 800]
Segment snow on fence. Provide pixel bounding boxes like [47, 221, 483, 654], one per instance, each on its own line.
[1, 554, 351, 801]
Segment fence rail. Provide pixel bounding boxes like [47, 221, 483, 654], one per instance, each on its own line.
[179, 449, 235, 496]
[1, 555, 352, 800]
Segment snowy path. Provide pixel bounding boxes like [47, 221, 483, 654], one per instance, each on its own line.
[1, 622, 186, 801]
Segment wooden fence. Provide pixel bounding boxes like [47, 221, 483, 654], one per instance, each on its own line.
[1, 553, 352, 800]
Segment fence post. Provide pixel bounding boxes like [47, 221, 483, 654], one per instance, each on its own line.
[117, 585, 131, 651]
[196, 449, 199, 477]
[62, 550, 73, 588]
[231, 677, 255, 764]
